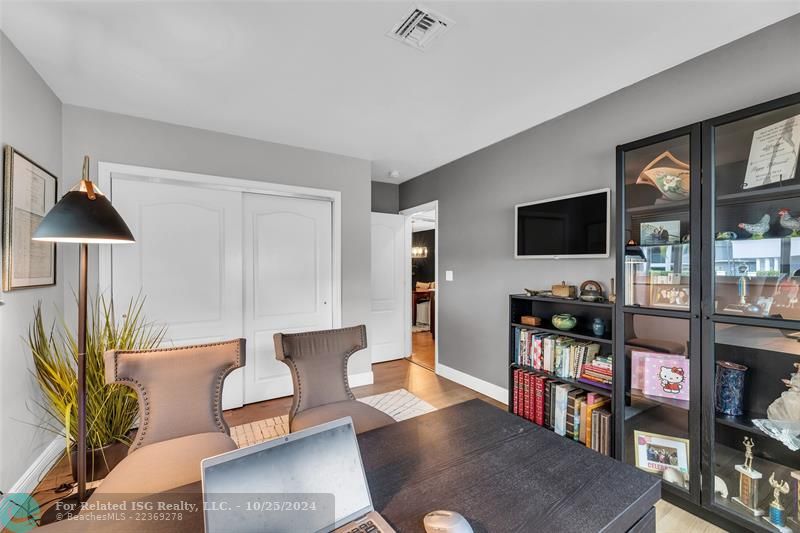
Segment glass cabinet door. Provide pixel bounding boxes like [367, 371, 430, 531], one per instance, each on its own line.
[616, 125, 702, 502]
[621, 134, 692, 310]
[711, 100, 800, 318]
[705, 96, 800, 532]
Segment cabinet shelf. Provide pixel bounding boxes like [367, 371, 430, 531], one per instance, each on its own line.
[717, 183, 800, 207]
[626, 200, 689, 216]
[509, 294, 614, 308]
[714, 412, 767, 436]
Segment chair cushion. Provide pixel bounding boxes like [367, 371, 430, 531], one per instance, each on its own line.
[92, 432, 237, 496]
[291, 400, 395, 434]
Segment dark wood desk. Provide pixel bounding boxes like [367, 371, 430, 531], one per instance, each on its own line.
[360, 399, 660, 533]
[42, 400, 659, 532]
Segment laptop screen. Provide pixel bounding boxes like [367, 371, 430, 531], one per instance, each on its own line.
[202, 418, 371, 532]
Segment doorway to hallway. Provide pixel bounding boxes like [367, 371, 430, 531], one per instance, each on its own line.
[406, 206, 436, 371]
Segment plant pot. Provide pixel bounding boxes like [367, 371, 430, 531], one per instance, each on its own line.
[70, 440, 129, 483]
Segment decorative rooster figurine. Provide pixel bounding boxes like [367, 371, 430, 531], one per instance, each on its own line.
[778, 209, 800, 237]
[738, 214, 771, 240]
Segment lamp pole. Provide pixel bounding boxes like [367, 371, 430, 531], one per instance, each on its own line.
[77, 242, 88, 501]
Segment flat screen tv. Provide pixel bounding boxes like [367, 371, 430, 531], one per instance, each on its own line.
[515, 188, 610, 259]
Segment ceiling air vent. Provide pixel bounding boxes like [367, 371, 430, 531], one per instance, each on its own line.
[387, 5, 453, 51]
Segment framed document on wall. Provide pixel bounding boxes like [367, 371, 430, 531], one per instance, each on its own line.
[3, 146, 58, 290]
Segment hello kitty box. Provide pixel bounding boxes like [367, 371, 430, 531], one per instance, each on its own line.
[643, 355, 691, 402]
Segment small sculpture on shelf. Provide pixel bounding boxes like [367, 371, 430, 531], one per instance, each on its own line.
[635, 150, 690, 202]
[579, 280, 605, 302]
[738, 264, 750, 306]
[591, 318, 605, 337]
[778, 209, 800, 237]
[608, 278, 616, 304]
[732, 437, 765, 517]
[764, 472, 792, 532]
[714, 475, 729, 500]
[753, 363, 800, 451]
[738, 214, 771, 240]
[716, 231, 738, 241]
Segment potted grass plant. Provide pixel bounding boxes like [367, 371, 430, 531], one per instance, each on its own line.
[28, 295, 166, 482]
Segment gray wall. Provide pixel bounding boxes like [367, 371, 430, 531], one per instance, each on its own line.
[61, 104, 373, 375]
[0, 34, 64, 491]
[400, 15, 800, 389]
[371, 181, 399, 214]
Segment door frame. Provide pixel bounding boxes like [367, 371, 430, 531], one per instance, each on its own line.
[96, 162, 342, 329]
[400, 200, 439, 373]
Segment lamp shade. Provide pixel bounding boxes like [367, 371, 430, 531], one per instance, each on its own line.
[33, 180, 134, 244]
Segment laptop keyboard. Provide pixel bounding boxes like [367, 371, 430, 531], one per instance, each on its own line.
[346, 519, 382, 533]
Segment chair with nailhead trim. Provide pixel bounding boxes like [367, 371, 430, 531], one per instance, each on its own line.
[90, 338, 246, 496]
[274, 325, 395, 434]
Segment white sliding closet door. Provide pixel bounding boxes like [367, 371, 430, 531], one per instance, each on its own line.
[243, 193, 333, 404]
[110, 175, 245, 409]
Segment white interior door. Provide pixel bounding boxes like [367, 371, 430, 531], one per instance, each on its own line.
[370, 212, 406, 363]
[109, 175, 245, 409]
[243, 193, 333, 404]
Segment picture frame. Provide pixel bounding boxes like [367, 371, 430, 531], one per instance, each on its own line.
[649, 283, 690, 310]
[640, 219, 680, 245]
[634, 430, 690, 477]
[642, 353, 690, 402]
[742, 114, 800, 190]
[3, 146, 58, 290]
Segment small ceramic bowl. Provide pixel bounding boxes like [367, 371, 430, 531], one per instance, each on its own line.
[551, 313, 577, 331]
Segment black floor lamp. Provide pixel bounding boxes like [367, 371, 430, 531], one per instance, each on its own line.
[33, 156, 134, 504]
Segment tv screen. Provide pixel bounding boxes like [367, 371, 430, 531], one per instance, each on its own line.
[515, 189, 609, 258]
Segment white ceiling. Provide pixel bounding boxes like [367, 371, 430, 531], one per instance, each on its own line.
[2, 1, 799, 183]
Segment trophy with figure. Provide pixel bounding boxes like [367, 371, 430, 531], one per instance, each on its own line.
[763, 472, 792, 532]
[732, 437, 765, 516]
[789, 471, 800, 529]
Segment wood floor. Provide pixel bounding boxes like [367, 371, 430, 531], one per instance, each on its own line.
[28, 359, 723, 532]
[407, 330, 435, 370]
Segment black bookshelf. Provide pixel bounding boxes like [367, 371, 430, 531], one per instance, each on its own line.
[508, 294, 616, 455]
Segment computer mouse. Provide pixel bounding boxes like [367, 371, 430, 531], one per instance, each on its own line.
[423, 510, 473, 533]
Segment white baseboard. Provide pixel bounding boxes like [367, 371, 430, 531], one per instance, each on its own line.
[0, 436, 64, 514]
[437, 363, 508, 405]
[349, 371, 374, 388]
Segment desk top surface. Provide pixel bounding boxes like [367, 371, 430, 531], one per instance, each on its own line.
[359, 399, 660, 533]
[41, 400, 659, 533]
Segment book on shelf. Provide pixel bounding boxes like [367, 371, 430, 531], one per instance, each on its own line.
[553, 384, 574, 436]
[534, 375, 547, 426]
[513, 327, 606, 383]
[511, 370, 612, 456]
[566, 389, 585, 439]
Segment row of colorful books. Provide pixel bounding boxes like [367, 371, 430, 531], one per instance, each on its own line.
[579, 355, 613, 389]
[513, 327, 611, 387]
[512, 368, 613, 456]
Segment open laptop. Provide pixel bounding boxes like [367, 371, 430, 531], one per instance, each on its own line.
[201, 417, 395, 533]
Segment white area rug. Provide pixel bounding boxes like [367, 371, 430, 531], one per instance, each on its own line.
[231, 388, 436, 448]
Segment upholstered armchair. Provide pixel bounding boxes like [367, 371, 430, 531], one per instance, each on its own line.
[274, 325, 395, 434]
[92, 338, 245, 495]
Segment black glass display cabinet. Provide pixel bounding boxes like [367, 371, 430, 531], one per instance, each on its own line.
[702, 92, 800, 533]
[615, 123, 703, 505]
[615, 92, 800, 532]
